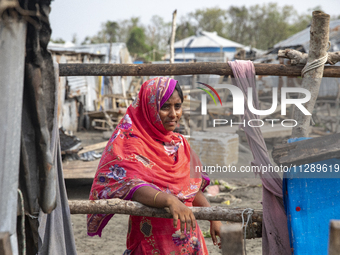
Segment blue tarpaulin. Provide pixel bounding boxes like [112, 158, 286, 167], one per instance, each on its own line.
[283, 137, 340, 255]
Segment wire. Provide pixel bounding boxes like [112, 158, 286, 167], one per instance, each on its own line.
[241, 208, 254, 255]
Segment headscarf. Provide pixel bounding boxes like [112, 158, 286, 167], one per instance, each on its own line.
[87, 77, 209, 237]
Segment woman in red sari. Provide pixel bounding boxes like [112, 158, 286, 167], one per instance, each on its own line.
[87, 77, 222, 254]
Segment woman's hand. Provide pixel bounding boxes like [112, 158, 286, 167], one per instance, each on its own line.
[165, 195, 196, 234]
[210, 220, 222, 248]
[132, 186, 195, 233]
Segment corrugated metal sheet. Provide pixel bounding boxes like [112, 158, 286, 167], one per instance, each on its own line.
[274, 20, 340, 52]
[0, 19, 27, 255]
[174, 30, 244, 49]
[67, 76, 87, 97]
[48, 42, 132, 64]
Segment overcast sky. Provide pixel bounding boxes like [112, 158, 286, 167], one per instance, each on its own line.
[50, 0, 340, 43]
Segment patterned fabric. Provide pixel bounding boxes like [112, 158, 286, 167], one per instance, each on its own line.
[87, 77, 210, 254]
[124, 215, 208, 254]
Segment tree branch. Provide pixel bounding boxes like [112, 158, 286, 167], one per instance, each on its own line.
[278, 49, 340, 66]
[69, 199, 263, 223]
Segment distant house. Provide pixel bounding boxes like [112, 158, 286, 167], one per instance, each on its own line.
[256, 20, 340, 98]
[48, 42, 132, 132]
[272, 19, 340, 53]
[173, 30, 244, 62]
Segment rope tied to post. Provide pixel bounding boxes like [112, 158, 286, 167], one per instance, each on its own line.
[301, 41, 331, 77]
[241, 207, 254, 255]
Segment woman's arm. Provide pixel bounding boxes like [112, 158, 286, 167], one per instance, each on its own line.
[192, 190, 211, 207]
[193, 190, 222, 247]
[132, 186, 196, 234]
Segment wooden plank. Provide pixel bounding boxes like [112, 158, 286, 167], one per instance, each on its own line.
[329, 220, 340, 255]
[205, 124, 292, 139]
[78, 141, 108, 154]
[59, 63, 340, 78]
[93, 126, 111, 131]
[237, 124, 292, 139]
[102, 94, 133, 100]
[62, 159, 100, 179]
[86, 109, 123, 119]
[220, 224, 244, 255]
[272, 133, 340, 166]
[0, 232, 12, 255]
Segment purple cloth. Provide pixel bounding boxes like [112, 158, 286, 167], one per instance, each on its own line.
[160, 79, 177, 107]
[228, 60, 291, 255]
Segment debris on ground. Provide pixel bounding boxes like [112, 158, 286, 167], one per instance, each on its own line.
[79, 151, 102, 161]
[60, 129, 82, 161]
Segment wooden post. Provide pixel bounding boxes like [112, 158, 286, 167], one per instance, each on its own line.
[121, 77, 129, 107]
[170, 9, 177, 80]
[0, 232, 12, 255]
[292, 11, 330, 137]
[329, 220, 340, 255]
[220, 224, 244, 255]
[170, 10, 177, 64]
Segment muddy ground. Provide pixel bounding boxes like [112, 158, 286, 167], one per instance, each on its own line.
[65, 131, 265, 254]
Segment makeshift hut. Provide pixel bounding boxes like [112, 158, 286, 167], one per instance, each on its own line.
[48, 42, 132, 132]
[273, 19, 340, 53]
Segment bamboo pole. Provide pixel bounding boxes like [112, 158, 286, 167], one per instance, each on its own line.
[292, 11, 330, 137]
[68, 199, 263, 223]
[169, 10, 177, 65]
[329, 220, 340, 255]
[58, 63, 340, 77]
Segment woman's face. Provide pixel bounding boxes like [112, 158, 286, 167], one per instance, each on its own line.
[159, 90, 183, 131]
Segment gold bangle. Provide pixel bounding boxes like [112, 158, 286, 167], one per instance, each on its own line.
[153, 191, 162, 205]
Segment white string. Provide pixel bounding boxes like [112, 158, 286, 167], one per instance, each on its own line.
[25, 212, 39, 219]
[301, 41, 331, 77]
[241, 208, 254, 255]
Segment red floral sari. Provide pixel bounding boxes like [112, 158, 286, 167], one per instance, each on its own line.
[87, 77, 210, 254]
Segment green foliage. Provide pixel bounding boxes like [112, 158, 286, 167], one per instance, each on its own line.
[71, 33, 78, 44]
[50, 37, 65, 44]
[174, 3, 315, 50]
[82, 20, 119, 44]
[81, 4, 334, 58]
[146, 15, 171, 59]
[190, 7, 228, 37]
[202, 229, 211, 238]
[225, 3, 312, 50]
[104, 21, 119, 43]
[126, 27, 150, 57]
[175, 18, 196, 41]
